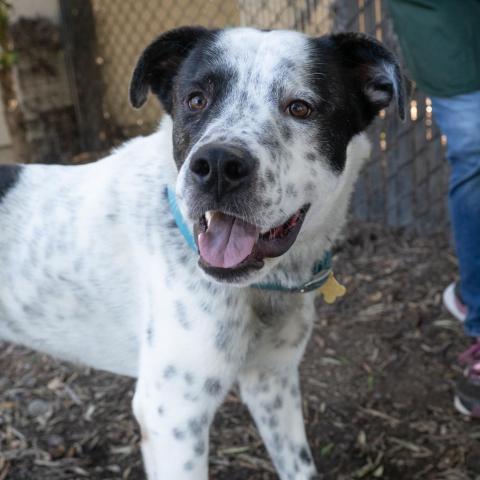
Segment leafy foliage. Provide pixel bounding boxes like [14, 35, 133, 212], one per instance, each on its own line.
[0, 1, 16, 70]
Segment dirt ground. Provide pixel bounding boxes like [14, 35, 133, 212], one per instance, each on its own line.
[1, 222, 479, 480]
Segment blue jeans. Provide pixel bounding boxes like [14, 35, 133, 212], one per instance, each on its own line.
[432, 91, 480, 337]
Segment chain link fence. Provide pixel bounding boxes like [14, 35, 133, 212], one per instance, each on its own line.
[7, 0, 449, 232]
[333, 1, 449, 232]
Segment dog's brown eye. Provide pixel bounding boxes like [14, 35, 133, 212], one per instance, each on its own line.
[287, 100, 311, 119]
[188, 93, 207, 111]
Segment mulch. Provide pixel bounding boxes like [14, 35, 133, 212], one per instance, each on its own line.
[1, 222, 479, 480]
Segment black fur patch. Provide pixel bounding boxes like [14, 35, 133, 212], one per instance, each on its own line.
[306, 33, 406, 172]
[0, 164, 22, 202]
[130, 27, 217, 112]
[299, 446, 312, 465]
[172, 49, 237, 169]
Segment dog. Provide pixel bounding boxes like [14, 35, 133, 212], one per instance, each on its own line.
[0, 26, 405, 479]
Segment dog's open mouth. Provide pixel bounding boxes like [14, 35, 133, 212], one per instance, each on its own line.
[195, 205, 310, 280]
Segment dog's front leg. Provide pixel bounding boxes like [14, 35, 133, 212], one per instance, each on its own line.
[239, 367, 318, 480]
[134, 349, 234, 480]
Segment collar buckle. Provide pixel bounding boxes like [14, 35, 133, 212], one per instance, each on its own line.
[297, 268, 332, 293]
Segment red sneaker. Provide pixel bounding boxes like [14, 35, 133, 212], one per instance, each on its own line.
[455, 352, 480, 417]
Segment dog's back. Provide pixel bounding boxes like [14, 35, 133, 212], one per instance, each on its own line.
[0, 156, 140, 374]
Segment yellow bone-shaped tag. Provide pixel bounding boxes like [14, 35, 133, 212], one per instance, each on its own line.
[316, 272, 346, 304]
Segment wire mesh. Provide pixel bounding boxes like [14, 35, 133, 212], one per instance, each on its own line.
[87, 0, 240, 139]
[332, 0, 449, 232]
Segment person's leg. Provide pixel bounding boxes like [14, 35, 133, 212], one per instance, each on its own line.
[431, 91, 480, 338]
[432, 91, 480, 417]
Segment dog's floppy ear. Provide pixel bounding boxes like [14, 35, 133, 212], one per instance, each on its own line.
[327, 32, 409, 121]
[130, 26, 213, 112]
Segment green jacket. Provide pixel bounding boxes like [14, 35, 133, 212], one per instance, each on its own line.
[387, 0, 480, 97]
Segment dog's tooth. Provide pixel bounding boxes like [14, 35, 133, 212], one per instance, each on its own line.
[205, 211, 213, 226]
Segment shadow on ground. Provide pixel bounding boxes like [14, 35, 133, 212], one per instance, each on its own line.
[1, 222, 479, 480]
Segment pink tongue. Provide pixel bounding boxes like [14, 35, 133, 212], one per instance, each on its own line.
[198, 212, 259, 268]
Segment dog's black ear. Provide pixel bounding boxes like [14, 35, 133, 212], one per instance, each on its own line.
[130, 26, 213, 112]
[327, 32, 409, 121]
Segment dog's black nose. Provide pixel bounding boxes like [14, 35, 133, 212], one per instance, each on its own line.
[189, 144, 256, 199]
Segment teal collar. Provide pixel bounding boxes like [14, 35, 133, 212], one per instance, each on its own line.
[167, 186, 332, 293]
[167, 186, 197, 251]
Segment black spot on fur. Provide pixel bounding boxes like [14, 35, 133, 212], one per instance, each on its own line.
[261, 382, 270, 394]
[164, 365, 177, 379]
[263, 404, 273, 415]
[285, 183, 298, 198]
[193, 440, 206, 456]
[184, 392, 198, 402]
[146, 317, 154, 345]
[204, 377, 222, 396]
[188, 418, 202, 436]
[0, 164, 22, 202]
[273, 432, 283, 451]
[199, 300, 213, 314]
[268, 415, 279, 429]
[273, 395, 283, 409]
[290, 384, 300, 397]
[257, 122, 282, 155]
[265, 169, 275, 185]
[22, 304, 43, 317]
[279, 122, 292, 141]
[173, 428, 186, 440]
[215, 320, 234, 352]
[165, 219, 177, 229]
[175, 301, 190, 329]
[299, 446, 312, 465]
[278, 58, 295, 71]
[178, 253, 189, 264]
[203, 281, 220, 295]
[268, 83, 286, 105]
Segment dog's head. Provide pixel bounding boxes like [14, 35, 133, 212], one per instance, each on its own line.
[130, 27, 406, 285]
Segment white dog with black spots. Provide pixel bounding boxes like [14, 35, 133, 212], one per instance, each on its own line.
[0, 27, 406, 479]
